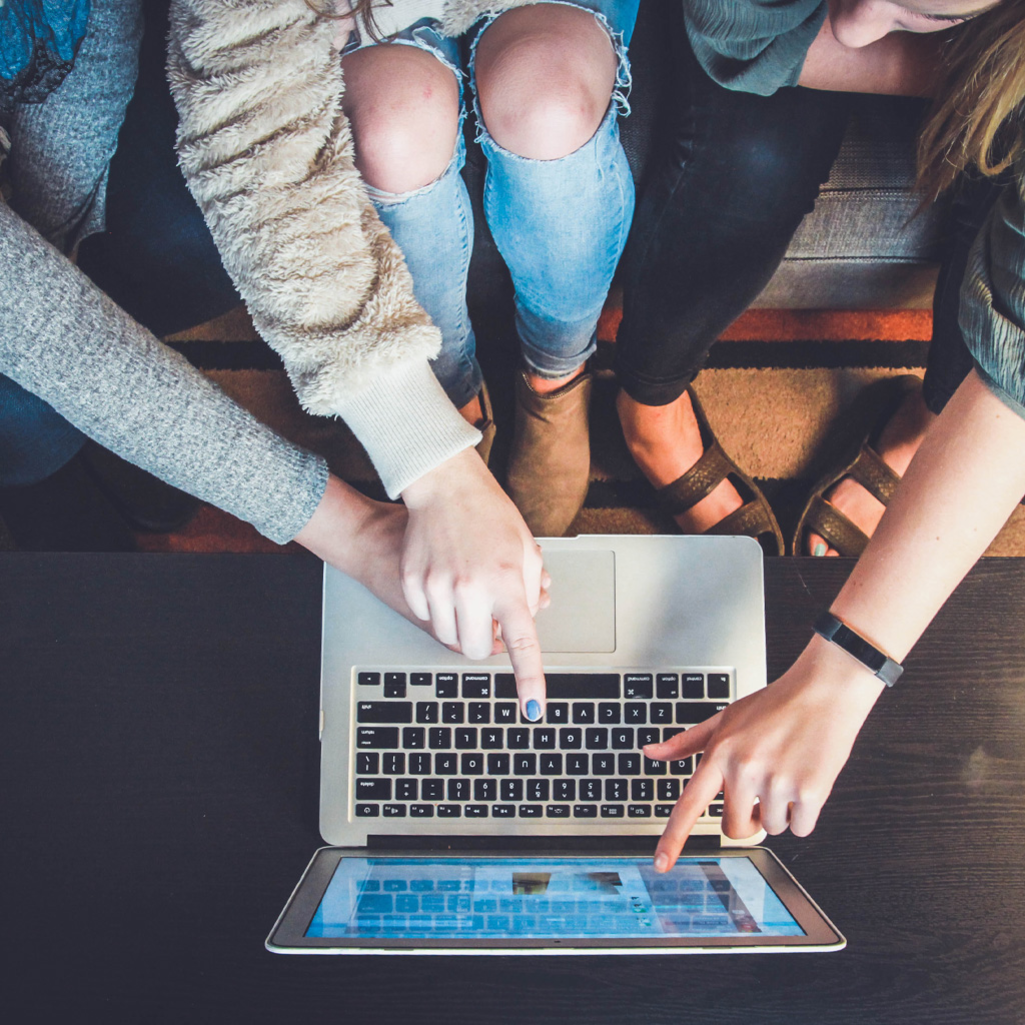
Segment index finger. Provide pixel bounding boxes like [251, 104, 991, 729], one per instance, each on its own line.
[494, 594, 546, 722]
[653, 758, 725, 873]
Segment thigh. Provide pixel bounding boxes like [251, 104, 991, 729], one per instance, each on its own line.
[342, 39, 461, 194]
[7, 0, 144, 253]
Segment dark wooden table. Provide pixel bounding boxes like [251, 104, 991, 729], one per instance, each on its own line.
[2, 553, 1024, 1024]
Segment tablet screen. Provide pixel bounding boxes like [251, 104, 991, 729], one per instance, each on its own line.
[305, 856, 805, 940]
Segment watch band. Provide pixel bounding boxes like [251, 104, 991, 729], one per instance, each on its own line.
[813, 612, 904, 687]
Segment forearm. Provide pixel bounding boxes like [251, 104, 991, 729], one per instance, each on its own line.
[831, 369, 1025, 663]
[798, 17, 944, 95]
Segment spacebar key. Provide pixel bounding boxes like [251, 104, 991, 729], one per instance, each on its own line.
[495, 673, 620, 699]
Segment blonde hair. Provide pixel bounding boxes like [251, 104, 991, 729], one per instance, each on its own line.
[918, 1, 1025, 199]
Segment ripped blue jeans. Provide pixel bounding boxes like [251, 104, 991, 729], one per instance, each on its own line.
[360, 2, 639, 409]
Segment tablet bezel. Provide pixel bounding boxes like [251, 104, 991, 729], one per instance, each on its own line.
[266, 847, 845, 954]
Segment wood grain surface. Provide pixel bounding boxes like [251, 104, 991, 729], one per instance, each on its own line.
[1, 554, 1023, 1024]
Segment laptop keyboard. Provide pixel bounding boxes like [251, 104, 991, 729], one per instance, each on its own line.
[351, 670, 729, 824]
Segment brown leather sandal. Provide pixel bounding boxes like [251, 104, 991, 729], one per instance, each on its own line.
[656, 387, 785, 556]
[792, 375, 921, 557]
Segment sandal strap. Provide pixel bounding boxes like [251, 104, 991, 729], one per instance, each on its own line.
[657, 443, 734, 516]
[848, 445, 902, 506]
[705, 500, 778, 541]
[803, 495, 870, 558]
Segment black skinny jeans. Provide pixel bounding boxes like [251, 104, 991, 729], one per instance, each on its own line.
[616, 25, 1000, 414]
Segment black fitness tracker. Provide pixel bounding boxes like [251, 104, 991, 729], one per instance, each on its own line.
[813, 611, 904, 687]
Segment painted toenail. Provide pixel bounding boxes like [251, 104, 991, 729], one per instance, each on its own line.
[813, 543, 826, 557]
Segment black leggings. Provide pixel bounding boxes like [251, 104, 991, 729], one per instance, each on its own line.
[616, 21, 1001, 413]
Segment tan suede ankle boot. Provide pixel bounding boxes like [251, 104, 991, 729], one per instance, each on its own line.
[505, 369, 592, 537]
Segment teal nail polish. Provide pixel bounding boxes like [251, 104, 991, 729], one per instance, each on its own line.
[813, 543, 826, 557]
[526, 699, 542, 722]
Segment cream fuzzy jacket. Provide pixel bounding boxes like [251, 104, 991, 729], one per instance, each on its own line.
[167, 0, 545, 497]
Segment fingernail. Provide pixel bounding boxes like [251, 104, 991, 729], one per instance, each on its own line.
[526, 699, 542, 722]
[813, 543, 826, 557]
[654, 852, 669, 873]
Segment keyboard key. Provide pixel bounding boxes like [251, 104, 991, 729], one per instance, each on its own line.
[657, 778, 681, 801]
[592, 753, 615, 775]
[663, 727, 686, 744]
[707, 673, 731, 699]
[566, 753, 589, 775]
[580, 779, 601, 801]
[650, 702, 672, 724]
[410, 804, 435, 817]
[383, 804, 407, 817]
[585, 728, 609, 750]
[435, 673, 458, 698]
[644, 757, 666, 775]
[676, 701, 726, 724]
[482, 728, 504, 749]
[572, 703, 595, 724]
[533, 728, 556, 749]
[655, 804, 675, 817]
[447, 779, 470, 801]
[598, 703, 621, 724]
[546, 702, 569, 724]
[573, 804, 598, 818]
[638, 728, 661, 747]
[435, 753, 458, 774]
[500, 779, 523, 802]
[416, 702, 439, 724]
[462, 674, 491, 698]
[395, 779, 418, 801]
[553, 779, 575, 802]
[493, 804, 516, 818]
[527, 779, 550, 801]
[356, 752, 379, 775]
[623, 674, 653, 699]
[461, 753, 484, 775]
[468, 702, 490, 725]
[438, 804, 462, 817]
[656, 674, 679, 699]
[670, 757, 692, 776]
[628, 804, 651, 818]
[428, 727, 451, 749]
[546, 804, 571, 818]
[402, 727, 425, 750]
[357, 702, 412, 724]
[356, 804, 380, 817]
[496, 673, 619, 700]
[421, 779, 444, 800]
[600, 804, 625, 818]
[487, 753, 509, 775]
[356, 778, 392, 800]
[682, 673, 704, 698]
[384, 673, 406, 698]
[604, 779, 627, 801]
[611, 728, 634, 750]
[709, 803, 724, 817]
[356, 727, 398, 749]
[514, 754, 536, 775]
[507, 728, 530, 749]
[559, 727, 583, 750]
[631, 779, 654, 801]
[357, 672, 380, 687]
[518, 805, 542, 818]
[618, 753, 641, 775]
[442, 703, 464, 724]
[455, 728, 478, 750]
[624, 703, 647, 724]
[465, 804, 489, 818]
[410, 672, 432, 687]
[494, 702, 518, 724]
[383, 753, 405, 775]
[540, 753, 563, 775]
[473, 779, 496, 801]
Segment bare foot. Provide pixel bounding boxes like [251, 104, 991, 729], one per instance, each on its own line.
[617, 389, 743, 533]
[806, 383, 935, 556]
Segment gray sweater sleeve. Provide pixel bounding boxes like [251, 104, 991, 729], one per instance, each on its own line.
[0, 199, 328, 545]
[683, 0, 826, 95]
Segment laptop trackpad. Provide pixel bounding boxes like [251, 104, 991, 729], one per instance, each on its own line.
[535, 550, 616, 653]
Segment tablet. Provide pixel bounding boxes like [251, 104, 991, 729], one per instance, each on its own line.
[267, 847, 845, 954]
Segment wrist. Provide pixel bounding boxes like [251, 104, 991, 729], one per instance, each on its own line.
[799, 634, 888, 711]
[294, 474, 375, 573]
[400, 448, 484, 510]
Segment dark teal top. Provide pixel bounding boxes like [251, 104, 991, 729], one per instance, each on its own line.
[683, 0, 1025, 420]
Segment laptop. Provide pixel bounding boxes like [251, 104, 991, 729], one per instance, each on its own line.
[267, 534, 845, 953]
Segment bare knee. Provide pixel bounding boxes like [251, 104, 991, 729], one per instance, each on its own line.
[342, 45, 460, 193]
[475, 4, 618, 161]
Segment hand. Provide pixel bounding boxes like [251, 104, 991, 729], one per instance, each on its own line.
[400, 448, 548, 718]
[645, 637, 885, 872]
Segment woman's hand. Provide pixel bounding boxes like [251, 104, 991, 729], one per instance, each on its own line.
[399, 448, 548, 719]
[645, 637, 885, 872]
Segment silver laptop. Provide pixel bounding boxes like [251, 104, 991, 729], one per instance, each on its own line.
[267, 534, 845, 953]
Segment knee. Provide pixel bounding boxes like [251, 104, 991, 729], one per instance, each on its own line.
[475, 5, 617, 161]
[343, 47, 460, 194]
